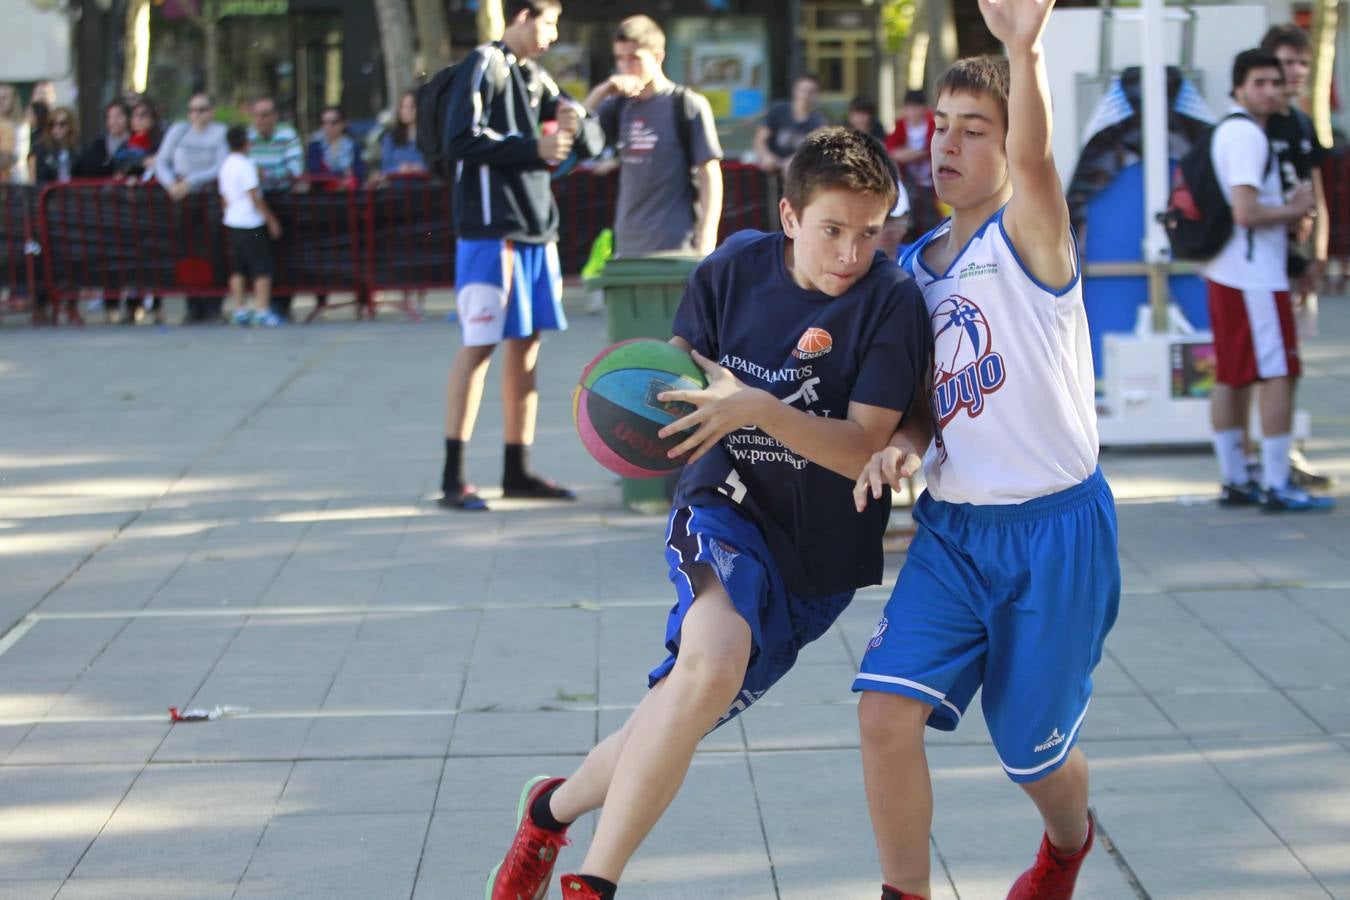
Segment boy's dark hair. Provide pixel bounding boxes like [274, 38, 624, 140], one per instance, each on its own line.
[505, 0, 560, 18]
[226, 124, 249, 152]
[1231, 48, 1283, 93]
[614, 14, 664, 54]
[793, 73, 821, 89]
[934, 55, 1010, 127]
[1260, 23, 1312, 55]
[902, 88, 928, 107]
[783, 126, 898, 215]
[848, 96, 878, 116]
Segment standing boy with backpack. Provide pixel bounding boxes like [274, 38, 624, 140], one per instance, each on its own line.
[428, 0, 604, 511]
[1200, 48, 1327, 512]
[583, 15, 724, 258]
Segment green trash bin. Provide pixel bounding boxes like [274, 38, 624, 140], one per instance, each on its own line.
[585, 254, 702, 513]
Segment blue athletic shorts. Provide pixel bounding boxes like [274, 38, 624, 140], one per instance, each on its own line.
[650, 505, 854, 730]
[454, 238, 565, 346]
[853, 468, 1120, 783]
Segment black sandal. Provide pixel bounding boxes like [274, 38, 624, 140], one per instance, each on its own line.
[501, 476, 576, 501]
[437, 485, 490, 511]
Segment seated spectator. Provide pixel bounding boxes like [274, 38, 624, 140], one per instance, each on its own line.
[29, 104, 78, 186]
[377, 91, 429, 180]
[0, 84, 20, 183]
[885, 88, 940, 239]
[306, 105, 366, 186]
[74, 99, 132, 177]
[123, 99, 163, 178]
[846, 95, 888, 142]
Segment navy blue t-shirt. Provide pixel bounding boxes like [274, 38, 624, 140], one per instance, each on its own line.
[672, 230, 931, 598]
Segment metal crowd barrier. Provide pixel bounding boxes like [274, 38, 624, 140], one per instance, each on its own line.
[0, 184, 39, 324]
[1321, 148, 1350, 294]
[7, 163, 787, 326]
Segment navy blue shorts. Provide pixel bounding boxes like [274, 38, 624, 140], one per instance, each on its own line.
[649, 505, 854, 729]
[853, 468, 1120, 782]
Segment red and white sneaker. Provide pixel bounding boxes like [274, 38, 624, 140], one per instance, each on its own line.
[1007, 815, 1094, 900]
[559, 874, 604, 899]
[485, 776, 569, 900]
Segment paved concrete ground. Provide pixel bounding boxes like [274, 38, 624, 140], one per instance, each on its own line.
[1, 290, 1348, 899]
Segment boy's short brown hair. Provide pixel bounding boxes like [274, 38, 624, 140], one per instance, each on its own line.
[1260, 23, 1311, 55]
[783, 126, 898, 216]
[614, 15, 665, 54]
[934, 55, 1011, 128]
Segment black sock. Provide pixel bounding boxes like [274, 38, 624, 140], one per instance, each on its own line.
[503, 443, 530, 486]
[443, 439, 465, 494]
[528, 781, 570, 832]
[881, 887, 912, 900]
[578, 875, 617, 899]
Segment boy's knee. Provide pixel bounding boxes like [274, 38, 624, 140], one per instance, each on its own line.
[670, 643, 747, 710]
[858, 691, 931, 747]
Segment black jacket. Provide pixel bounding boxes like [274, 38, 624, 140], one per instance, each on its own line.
[443, 41, 603, 243]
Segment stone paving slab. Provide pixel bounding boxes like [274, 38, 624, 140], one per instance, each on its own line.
[2, 292, 1349, 897]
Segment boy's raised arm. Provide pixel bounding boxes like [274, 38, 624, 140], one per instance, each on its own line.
[987, 0, 1076, 290]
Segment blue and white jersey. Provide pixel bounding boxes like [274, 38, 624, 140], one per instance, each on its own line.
[901, 209, 1098, 505]
[674, 230, 931, 598]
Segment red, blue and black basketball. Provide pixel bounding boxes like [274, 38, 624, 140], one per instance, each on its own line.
[574, 339, 709, 478]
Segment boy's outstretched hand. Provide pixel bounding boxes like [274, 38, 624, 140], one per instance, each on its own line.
[657, 350, 764, 464]
[977, 0, 1055, 53]
[853, 446, 924, 512]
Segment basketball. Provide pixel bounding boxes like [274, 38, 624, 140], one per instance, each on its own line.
[574, 339, 709, 478]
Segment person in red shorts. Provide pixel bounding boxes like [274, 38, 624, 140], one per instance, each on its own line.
[1203, 48, 1332, 513]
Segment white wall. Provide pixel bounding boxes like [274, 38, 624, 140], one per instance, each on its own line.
[0, 4, 71, 82]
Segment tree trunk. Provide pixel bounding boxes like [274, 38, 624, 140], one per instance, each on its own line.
[204, 15, 219, 99]
[123, 0, 152, 94]
[373, 0, 416, 102]
[412, 0, 452, 75]
[477, 0, 504, 44]
[1309, 0, 1339, 147]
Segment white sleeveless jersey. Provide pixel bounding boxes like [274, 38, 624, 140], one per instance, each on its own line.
[903, 210, 1099, 505]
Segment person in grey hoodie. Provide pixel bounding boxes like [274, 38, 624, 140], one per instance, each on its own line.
[155, 93, 229, 322]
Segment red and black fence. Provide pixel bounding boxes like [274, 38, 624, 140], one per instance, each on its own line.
[1, 162, 783, 325]
[6, 153, 1346, 325]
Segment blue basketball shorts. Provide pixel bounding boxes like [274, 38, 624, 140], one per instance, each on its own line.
[853, 468, 1120, 783]
[650, 505, 854, 730]
[454, 238, 565, 347]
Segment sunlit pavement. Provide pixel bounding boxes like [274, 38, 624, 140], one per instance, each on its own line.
[1, 291, 1347, 899]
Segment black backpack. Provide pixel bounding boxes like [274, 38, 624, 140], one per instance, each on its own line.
[416, 59, 471, 179]
[1159, 112, 1272, 262]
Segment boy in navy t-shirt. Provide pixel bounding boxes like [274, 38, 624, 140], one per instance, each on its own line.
[484, 127, 931, 900]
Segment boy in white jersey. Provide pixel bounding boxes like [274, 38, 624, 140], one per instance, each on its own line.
[850, 0, 1120, 897]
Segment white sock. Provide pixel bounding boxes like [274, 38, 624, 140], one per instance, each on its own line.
[1261, 434, 1293, 490]
[1212, 429, 1248, 485]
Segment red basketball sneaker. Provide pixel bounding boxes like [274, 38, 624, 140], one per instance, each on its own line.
[1007, 815, 1094, 900]
[486, 776, 569, 900]
[559, 874, 604, 899]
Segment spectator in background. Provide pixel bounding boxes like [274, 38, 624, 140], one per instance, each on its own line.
[374, 90, 430, 318]
[74, 100, 135, 324]
[156, 93, 229, 323]
[378, 91, 429, 179]
[306, 105, 366, 185]
[221, 125, 283, 327]
[75, 100, 132, 177]
[846, 95, 888, 142]
[29, 105, 78, 186]
[0, 84, 21, 183]
[886, 88, 940, 239]
[753, 73, 826, 172]
[125, 99, 163, 177]
[248, 96, 302, 321]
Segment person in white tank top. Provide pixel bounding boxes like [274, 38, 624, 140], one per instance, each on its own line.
[848, 1, 1123, 898]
